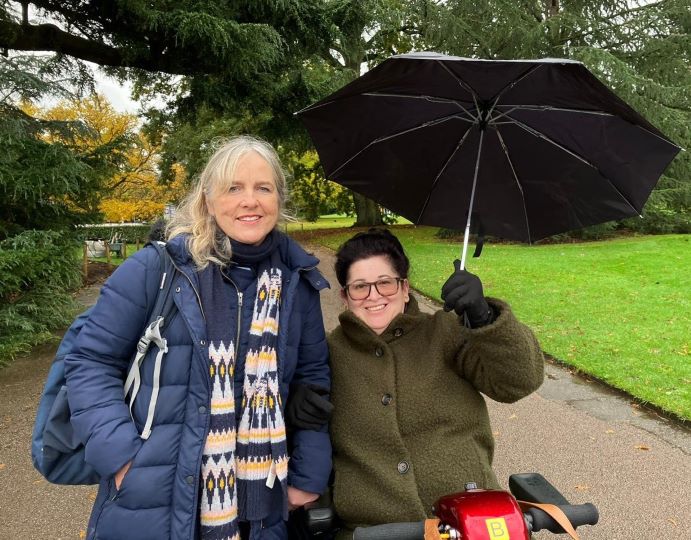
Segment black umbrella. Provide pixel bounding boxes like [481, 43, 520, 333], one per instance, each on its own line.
[297, 52, 681, 268]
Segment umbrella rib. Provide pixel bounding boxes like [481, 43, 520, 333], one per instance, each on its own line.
[493, 104, 616, 120]
[491, 105, 681, 149]
[437, 61, 481, 113]
[415, 126, 474, 224]
[329, 113, 473, 178]
[505, 115, 644, 216]
[361, 92, 479, 122]
[487, 65, 544, 117]
[494, 127, 532, 244]
[506, 116, 599, 168]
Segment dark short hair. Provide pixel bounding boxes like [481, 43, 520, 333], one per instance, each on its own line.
[334, 228, 410, 287]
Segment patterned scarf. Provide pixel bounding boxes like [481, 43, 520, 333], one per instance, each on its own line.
[199, 233, 288, 540]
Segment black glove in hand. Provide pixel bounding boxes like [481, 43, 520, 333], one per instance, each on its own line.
[285, 384, 334, 431]
[441, 259, 493, 328]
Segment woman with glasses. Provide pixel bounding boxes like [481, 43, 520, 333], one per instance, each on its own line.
[328, 228, 544, 537]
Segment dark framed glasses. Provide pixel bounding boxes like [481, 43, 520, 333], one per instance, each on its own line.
[344, 277, 405, 300]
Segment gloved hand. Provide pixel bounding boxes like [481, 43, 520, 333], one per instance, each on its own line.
[441, 259, 493, 328]
[285, 384, 334, 431]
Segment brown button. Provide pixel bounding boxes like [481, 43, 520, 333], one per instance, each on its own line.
[381, 394, 392, 406]
[393, 328, 403, 337]
[375, 347, 384, 357]
[397, 461, 410, 474]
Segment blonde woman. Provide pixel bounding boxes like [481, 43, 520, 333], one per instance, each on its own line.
[66, 136, 332, 540]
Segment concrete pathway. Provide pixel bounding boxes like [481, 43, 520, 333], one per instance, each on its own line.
[0, 245, 688, 539]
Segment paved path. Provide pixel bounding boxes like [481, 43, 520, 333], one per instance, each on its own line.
[1, 245, 688, 539]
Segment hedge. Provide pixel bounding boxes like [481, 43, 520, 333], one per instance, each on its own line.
[0, 230, 82, 366]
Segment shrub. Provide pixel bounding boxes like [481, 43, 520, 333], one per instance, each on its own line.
[0, 230, 82, 365]
[77, 223, 154, 243]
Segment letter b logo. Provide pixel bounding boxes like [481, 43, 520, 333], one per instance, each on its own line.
[485, 518, 510, 539]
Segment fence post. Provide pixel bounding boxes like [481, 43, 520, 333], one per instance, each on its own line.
[83, 242, 88, 279]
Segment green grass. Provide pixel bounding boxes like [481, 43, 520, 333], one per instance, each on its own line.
[281, 214, 411, 233]
[314, 226, 691, 420]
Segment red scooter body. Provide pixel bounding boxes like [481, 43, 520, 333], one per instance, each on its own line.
[435, 488, 530, 539]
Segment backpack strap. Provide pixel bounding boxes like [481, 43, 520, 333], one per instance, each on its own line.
[123, 241, 178, 440]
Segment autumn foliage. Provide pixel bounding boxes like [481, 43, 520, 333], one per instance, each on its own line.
[26, 95, 186, 222]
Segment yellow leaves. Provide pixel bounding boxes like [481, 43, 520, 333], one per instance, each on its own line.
[79, 530, 87, 539]
[100, 198, 166, 223]
[40, 94, 138, 148]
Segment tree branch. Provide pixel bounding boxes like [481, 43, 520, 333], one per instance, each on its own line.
[0, 20, 192, 75]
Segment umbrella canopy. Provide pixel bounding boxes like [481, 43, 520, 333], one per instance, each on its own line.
[297, 52, 681, 264]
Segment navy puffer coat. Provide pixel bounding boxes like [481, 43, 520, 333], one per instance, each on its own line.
[65, 233, 332, 540]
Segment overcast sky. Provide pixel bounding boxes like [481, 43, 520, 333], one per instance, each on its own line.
[95, 73, 138, 113]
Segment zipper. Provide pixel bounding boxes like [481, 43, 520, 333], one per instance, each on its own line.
[169, 257, 205, 321]
[236, 291, 243, 348]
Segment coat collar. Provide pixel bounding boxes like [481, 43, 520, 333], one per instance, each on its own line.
[165, 231, 328, 289]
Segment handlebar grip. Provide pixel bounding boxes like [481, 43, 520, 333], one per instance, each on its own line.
[527, 503, 599, 534]
[353, 521, 425, 540]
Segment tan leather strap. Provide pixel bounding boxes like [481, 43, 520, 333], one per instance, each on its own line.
[518, 501, 580, 540]
[424, 518, 443, 540]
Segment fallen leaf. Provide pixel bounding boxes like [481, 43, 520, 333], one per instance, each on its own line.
[667, 518, 678, 526]
[0, 463, 5, 471]
[574, 484, 589, 491]
[605, 429, 615, 434]
[634, 444, 650, 451]
[508, 414, 517, 420]
[79, 530, 87, 539]
[88, 492, 97, 501]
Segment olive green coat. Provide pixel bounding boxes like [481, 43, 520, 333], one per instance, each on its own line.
[328, 295, 544, 534]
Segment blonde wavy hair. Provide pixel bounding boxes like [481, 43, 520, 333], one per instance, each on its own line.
[166, 135, 290, 269]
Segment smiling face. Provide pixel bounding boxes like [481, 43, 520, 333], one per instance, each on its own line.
[205, 150, 279, 245]
[342, 254, 410, 335]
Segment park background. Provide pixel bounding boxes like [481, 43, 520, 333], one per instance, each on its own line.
[1, 1, 689, 425]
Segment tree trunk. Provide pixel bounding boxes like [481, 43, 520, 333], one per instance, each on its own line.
[546, 0, 560, 18]
[352, 193, 384, 227]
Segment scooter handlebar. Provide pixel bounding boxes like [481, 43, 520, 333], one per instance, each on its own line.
[353, 521, 425, 540]
[352, 502, 598, 539]
[526, 503, 600, 534]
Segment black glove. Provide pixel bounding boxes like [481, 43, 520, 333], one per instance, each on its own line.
[441, 259, 493, 328]
[285, 384, 334, 431]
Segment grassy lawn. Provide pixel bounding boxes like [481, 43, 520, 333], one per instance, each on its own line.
[313, 226, 691, 420]
[282, 214, 411, 233]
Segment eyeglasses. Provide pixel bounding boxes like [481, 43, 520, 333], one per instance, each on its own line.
[343, 277, 405, 300]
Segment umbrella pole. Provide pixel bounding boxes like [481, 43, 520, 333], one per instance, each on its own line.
[460, 129, 485, 270]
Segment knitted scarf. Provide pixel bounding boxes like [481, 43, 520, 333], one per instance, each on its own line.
[199, 232, 288, 540]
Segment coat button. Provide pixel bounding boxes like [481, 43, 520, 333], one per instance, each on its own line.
[175, 286, 181, 293]
[198, 406, 207, 414]
[381, 394, 392, 406]
[375, 347, 384, 357]
[393, 328, 403, 337]
[186, 475, 195, 485]
[200, 340, 206, 346]
[397, 461, 410, 474]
